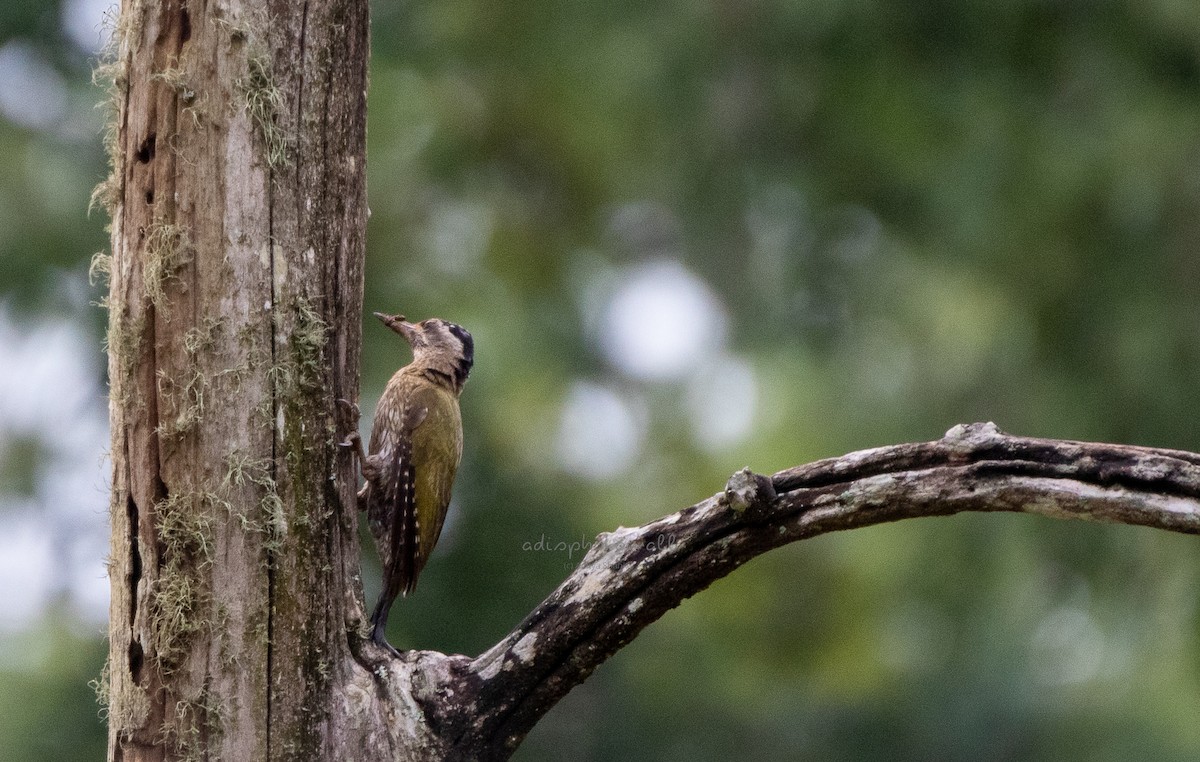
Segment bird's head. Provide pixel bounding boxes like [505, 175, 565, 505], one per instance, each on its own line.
[376, 313, 474, 390]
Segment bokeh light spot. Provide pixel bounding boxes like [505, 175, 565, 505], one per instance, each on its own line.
[599, 260, 728, 382]
[556, 382, 644, 480]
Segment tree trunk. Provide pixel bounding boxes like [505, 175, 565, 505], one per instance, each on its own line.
[100, 0, 385, 758]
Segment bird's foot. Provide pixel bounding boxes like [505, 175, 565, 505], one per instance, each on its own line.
[336, 398, 361, 434]
[371, 623, 402, 659]
[335, 399, 368, 461]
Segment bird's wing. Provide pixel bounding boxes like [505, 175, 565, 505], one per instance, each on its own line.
[372, 396, 428, 600]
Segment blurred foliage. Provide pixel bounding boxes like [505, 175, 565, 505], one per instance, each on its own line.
[0, 620, 106, 762]
[3, 0, 1200, 759]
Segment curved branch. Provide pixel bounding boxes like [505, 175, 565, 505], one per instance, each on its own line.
[409, 423, 1200, 760]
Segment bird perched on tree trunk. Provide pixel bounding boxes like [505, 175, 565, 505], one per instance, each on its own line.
[341, 313, 473, 655]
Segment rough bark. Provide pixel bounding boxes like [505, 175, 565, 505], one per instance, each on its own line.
[99, 2, 1200, 761]
[100, 0, 382, 759]
[383, 422, 1200, 760]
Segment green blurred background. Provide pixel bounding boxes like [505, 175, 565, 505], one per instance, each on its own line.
[2, 0, 1199, 759]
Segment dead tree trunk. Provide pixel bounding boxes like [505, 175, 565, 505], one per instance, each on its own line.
[100, 0, 376, 758]
[98, 2, 1200, 761]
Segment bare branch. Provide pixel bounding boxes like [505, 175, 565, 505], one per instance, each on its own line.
[397, 422, 1200, 760]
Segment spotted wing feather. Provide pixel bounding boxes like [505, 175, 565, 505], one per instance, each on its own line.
[362, 374, 463, 646]
[366, 397, 427, 612]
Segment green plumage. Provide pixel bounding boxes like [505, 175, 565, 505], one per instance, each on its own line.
[354, 313, 473, 654]
[365, 369, 462, 595]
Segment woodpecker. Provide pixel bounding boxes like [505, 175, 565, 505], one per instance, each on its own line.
[342, 313, 473, 655]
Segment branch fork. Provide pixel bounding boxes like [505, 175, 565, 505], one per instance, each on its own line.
[367, 422, 1200, 759]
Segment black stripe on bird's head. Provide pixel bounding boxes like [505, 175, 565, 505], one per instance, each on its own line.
[377, 313, 474, 389]
[438, 320, 474, 387]
[446, 322, 474, 365]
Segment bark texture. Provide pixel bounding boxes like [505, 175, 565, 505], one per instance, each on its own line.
[101, 0, 380, 759]
[386, 422, 1200, 760]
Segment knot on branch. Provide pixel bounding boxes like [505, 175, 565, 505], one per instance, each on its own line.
[722, 467, 777, 516]
[942, 421, 1006, 450]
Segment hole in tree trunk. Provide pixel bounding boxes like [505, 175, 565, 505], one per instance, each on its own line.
[129, 639, 144, 680]
[135, 134, 156, 163]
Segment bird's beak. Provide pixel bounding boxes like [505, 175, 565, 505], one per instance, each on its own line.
[374, 312, 419, 345]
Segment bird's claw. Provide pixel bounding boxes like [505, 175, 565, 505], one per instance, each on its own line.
[336, 398, 361, 426]
[376, 639, 402, 659]
[371, 622, 402, 658]
[335, 399, 368, 462]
